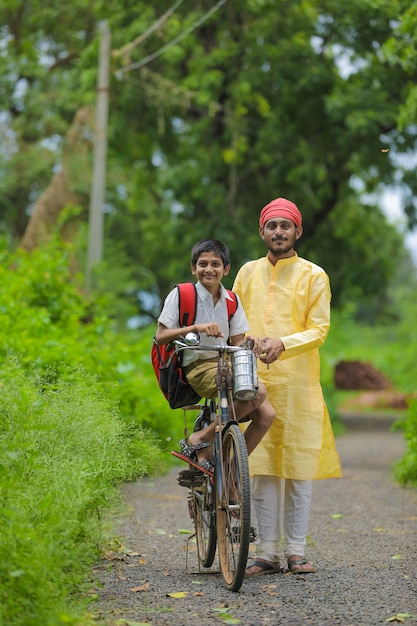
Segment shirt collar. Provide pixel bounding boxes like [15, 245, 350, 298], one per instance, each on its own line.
[196, 281, 232, 302]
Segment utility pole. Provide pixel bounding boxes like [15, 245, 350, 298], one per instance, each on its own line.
[86, 22, 110, 292]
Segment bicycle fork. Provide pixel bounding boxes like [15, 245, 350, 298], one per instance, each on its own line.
[214, 364, 235, 511]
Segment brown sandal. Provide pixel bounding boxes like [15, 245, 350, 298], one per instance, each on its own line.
[245, 559, 281, 578]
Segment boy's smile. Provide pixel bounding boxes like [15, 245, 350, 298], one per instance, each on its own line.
[192, 251, 230, 293]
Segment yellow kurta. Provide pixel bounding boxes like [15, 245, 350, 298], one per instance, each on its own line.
[233, 254, 342, 481]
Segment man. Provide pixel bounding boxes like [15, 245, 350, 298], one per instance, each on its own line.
[233, 197, 342, 578]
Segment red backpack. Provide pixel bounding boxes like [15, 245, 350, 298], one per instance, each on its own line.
[151, 283, 238, 409]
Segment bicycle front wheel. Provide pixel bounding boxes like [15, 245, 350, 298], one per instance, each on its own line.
[193, 479, 217, 568]
[216, 423, 251, 592]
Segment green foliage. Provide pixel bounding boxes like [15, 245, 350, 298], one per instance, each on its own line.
[0, 240, 172, 624]
[0, 357, 160, 626]
[320, 280, 417, 484]
[321, 290, 417, 395]
[1, 0, 417, 321]
[0, 239, 184, 445]
[393, 400, 417, 486]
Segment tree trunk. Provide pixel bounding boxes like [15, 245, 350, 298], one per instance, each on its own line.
[20, 106, 92, 251]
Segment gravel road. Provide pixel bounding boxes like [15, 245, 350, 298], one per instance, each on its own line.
[94, 421, 417, 625]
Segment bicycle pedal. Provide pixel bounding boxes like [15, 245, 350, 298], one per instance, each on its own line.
[177, 468, 205, 488]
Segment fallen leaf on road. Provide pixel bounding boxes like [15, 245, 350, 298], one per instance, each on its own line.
[166, 591, 187, 598]
[386, 614, 406, 623]
[130, 582, 150, 593]
[331, 513, 343, 519]
[104, 551, 128, 561]
[116, 621, 150, 626]
[115, 621, 152, 626]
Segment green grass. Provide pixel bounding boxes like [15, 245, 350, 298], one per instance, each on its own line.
[0, 357, 162, 626]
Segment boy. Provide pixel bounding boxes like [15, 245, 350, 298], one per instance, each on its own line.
[155, 239, 275, 470]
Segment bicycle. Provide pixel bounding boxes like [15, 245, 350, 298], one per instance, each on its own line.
[171, 332, 258, 592]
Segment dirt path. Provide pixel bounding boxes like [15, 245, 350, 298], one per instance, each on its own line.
[94, 426, 417, 625]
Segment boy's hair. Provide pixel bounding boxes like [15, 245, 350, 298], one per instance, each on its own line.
[191, 239, 231, 268]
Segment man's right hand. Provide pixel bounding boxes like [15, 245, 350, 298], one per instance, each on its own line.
[246, 335, 285, 363]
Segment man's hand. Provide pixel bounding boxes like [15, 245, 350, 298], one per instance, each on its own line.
[246, 335, 285, 363]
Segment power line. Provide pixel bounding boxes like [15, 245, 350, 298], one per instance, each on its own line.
[112, 0, 185, 61]
[117, 0, 228, 75]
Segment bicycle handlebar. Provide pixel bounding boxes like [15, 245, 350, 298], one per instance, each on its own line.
[173, 332, 254, 355]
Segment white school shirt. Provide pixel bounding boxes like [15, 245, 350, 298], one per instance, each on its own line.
[157, 281, 249, 366]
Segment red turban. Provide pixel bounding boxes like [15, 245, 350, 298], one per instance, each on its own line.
[259, 197, 302, 228]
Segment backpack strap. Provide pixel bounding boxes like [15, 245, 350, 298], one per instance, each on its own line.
[177, 283, 237, 327]
[177, 283, 197, 328]
[225, 289, 238, 321]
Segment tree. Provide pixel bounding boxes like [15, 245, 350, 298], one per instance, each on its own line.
[19, 107, 91, 251]
[0, 0, 416, 321]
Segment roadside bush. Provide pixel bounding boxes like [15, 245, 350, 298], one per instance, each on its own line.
[0, 357, 161, 626]
[393, 399, 417, 486]
[0, 240, 183, 445]
[0, 240, 166, 624]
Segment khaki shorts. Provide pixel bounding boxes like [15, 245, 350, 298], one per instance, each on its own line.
[185, 358, 218, 399]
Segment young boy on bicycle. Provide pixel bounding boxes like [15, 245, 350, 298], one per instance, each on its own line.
[155, 239, 275, 471]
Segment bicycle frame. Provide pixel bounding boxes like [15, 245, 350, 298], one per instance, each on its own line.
[213, 351, 239, 515]
[173, 333, 255, 591]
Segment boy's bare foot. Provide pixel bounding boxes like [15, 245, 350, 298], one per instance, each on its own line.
[187, 432, 212, 462]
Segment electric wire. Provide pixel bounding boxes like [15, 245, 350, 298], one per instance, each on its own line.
[117, 0, 228, 75]
[113, 0, 185, 59]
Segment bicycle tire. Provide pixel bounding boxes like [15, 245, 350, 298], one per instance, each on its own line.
[216, 422, 251, 591]
[193, 479, 217, 568]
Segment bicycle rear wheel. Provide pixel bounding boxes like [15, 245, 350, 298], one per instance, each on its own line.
[216, 423, 251, 591]
[193, 478, 217, 568]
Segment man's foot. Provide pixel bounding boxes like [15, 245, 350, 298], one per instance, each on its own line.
[245, 559, 281, 578]
[287, 555, 316, 574]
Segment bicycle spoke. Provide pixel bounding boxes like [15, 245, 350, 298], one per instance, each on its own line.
[216, 423, 251, 591]
[193, 479, 217, 568]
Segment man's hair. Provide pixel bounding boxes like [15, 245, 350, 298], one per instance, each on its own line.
[191, 239, 231, 267]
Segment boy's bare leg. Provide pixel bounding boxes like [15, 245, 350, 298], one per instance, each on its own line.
[187, 420, 217, 462]
[234, 382, 275, 455]
[240, 403, 275, 455]
[187, 382, 274, 461]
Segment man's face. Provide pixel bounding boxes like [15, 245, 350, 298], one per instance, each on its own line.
[260, 217, 303, 257]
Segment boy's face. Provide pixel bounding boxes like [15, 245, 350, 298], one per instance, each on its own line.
[191, 252, 230, 291]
